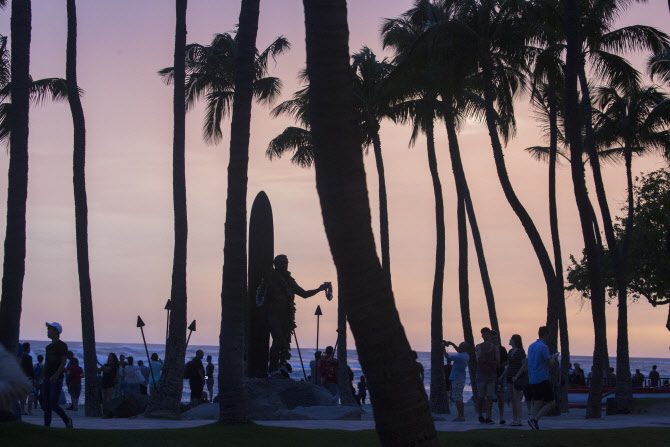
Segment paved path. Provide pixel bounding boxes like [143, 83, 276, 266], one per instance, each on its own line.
[19, 408, 670, 431]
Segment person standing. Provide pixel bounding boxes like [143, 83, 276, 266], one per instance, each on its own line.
[476, 328, 499, 424]
[493, 331, 508, 424]
[319, 346, 339, 398]
[188, 350, 205, 407]
[40, 322, 73, 428]
[121, 356, 143, 395]
[33, 354, 44, 409]
[356, 375, 367, 406]
[148, 353, 163, 395]
[527, 326, 559, 430]
[66, 358, 83, 411]
[205, 355, 215, 402]
[443, 341, 470, 422]
[19, 342, 34, 415]
[650, 365, 660, 387]
[507, 334, 527, 426]
[100, 353, 119, 403]
[137, 360, 150, 395]
[310, 351, 322, 385]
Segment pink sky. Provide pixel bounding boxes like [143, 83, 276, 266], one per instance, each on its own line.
[1, 0, 669, 357]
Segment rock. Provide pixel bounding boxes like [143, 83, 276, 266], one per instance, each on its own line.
[103, 393, 149, 418]
[279, 405, 363, 421]
[182, 402, 218, 420]
[184, 378, 340, 421]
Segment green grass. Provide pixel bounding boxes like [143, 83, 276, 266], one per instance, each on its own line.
[631, 397, 670, 413]
[1, 422, 669, 447]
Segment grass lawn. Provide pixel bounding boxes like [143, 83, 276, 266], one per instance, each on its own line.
[1, 422, 669, 447]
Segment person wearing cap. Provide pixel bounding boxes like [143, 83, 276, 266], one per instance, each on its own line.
[40, 322, 72, 428]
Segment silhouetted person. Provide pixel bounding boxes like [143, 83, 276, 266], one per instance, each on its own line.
[189, 350, 205, 407]
[319, 346, 339, 398]
[476, 327, 499, 424]
[41, 322, 73, 428]
[650, 365, 660, 387]
[632, 369, 645, 388]
[66, 358, 83, 411]
[206, 355, 215, 402]
[19, 342, 34, 415]
[527, 326, 559, 430]
[413, 351, 424, 383]
[310, 351, 322, 386]
[356, 375, 367, 405]
[444, 340, 470, 422]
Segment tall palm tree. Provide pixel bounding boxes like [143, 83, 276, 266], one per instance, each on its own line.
[575, 0, 669, 408]
[563, 0, 609, 418]
[381, 1, 451, 414]
[0, 0, 31, 356]
[66, 0, 100, 417]
[218, 0, 265, 425]
[146, 0, 188, 418]
[593, 83, 670, 401]
[351, 47, 395, 282]
[302, 0, 438, 444]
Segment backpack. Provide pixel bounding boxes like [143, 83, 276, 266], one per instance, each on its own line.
[184, 361, 193, 380]
[477, 342, 497, 375]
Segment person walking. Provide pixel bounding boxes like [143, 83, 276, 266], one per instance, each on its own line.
[205, 355, 215, 402]
[443, 341, 470, 422]
[507, 334, 527, 426]
[527, 326, 559, 430]
[40, 322, 73, 428]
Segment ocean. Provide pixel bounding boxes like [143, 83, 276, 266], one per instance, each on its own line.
[22, 340, 670, 405]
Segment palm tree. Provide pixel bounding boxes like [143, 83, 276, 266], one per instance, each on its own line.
[593, 83, 670, 402]
[66, 0, 100, 417]
[351, 47, 396, 282]
[218, 0, 266, 425]
[381, 1, 451, 413]
[648, 47, 670, 86]
[302, 0, 438, 444]
[158, 32, 288, 144]
[0, 0, 31, 356]
[146, 0, 187, 418]
[574, 0, 669, 409]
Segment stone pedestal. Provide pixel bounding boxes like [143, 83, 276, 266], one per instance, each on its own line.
[606, 397, 635, 415]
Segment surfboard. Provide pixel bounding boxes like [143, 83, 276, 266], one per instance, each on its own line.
[247, 191, 274, 378]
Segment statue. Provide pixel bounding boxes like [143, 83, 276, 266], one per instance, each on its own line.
[257, 254, 331, 373]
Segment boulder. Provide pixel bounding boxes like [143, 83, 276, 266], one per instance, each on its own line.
[185, 378, 339, 421]
[103, 393, 149, 418]
[279, 405, 363, 421]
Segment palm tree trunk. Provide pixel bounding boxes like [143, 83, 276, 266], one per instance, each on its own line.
[425, 115, 448, 414]
[0, 0, 31, 356]
[564, 0, 606, 417]
[146, 0, 188, 417]
[66, 0, 100, 417]
[337, 301, 357, 406]
[218, 0, 260, 425]
[548, 91, 570, 413]
[444, 121, 478, 405]
[464, 186, 499, 334]
[370, 124, 391, 284]
[480, 62, 557, 318]
[614, 149, 634, 402]
[303, 1, 438, 444]
[444, 120, 499, 335]
[577, 62, 630, 407]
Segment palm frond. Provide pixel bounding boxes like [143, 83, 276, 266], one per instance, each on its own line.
[599, 25, 669, 55]
[590, 50, 640, 91]
[252, 76, 282, 106]
[0, 102, 10, 146]
[202, 90, 233, 145]
[255, 36, 290, 78]
[28, 77, 72, 105]
[266, 126, 313, 168]
[648, 48, 670, 85]
[524, 145, 552, 163]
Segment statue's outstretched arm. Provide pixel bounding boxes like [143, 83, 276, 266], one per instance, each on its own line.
[294, 280, 329, 299]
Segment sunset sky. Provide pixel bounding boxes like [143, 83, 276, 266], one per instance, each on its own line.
[1, 0, 669, 357]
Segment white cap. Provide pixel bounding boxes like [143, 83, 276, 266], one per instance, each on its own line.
[46, 322, 63, 334]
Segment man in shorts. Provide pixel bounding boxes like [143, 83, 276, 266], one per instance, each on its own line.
[443, 340, 470, 421]
[527, 326, 559, 430]
[476, 327, 499, 424]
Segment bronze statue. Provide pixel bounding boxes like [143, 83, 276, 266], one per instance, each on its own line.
[257, 254, 330, 373]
